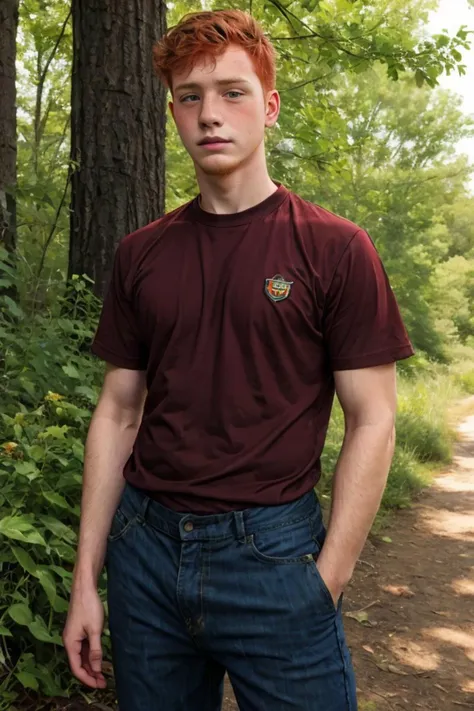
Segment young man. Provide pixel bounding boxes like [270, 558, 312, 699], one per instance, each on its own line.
[63, 9, 414, 711]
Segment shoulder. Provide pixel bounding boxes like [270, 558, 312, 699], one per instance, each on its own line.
[118, 200, 194, 260]
[287, 191, 361, 246]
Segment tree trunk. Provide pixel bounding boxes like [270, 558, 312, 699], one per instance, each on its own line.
[69, 0, 167, 298]
[0, 0, 18, 255]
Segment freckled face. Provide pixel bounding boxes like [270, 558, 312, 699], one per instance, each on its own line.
[169, 45, 279, 176]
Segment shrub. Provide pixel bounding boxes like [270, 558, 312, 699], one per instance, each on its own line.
[0, 255, 105, 703]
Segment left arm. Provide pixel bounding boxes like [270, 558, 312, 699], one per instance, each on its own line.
[316, 362, 397, 603]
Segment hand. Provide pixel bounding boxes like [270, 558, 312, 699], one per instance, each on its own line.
[315, 559, 344, 608]
[63, 584, 107, 689]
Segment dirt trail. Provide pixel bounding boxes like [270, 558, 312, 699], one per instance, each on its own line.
[345, 406, 474, 710]
[223, 405, 474, 710]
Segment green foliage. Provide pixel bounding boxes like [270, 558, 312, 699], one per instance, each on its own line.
[0, 255, 104, 702]
[320, 365, 470, 512]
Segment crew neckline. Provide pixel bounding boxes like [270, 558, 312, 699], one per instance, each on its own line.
[189, 182, 289, 227]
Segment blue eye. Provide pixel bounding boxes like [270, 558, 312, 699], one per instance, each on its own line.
[181, 94, 199, 103]
[227, 91, 243, 98]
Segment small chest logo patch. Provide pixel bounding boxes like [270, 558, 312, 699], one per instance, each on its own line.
[264, 274, 294, 302]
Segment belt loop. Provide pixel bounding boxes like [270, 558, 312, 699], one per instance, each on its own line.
[138, 492, 151, 523]
[233, 511, 246, 542]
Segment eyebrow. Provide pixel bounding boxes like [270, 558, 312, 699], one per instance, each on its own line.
[174, 78, 252, 92]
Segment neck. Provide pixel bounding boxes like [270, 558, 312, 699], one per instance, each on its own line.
[195, 145, 277, 215]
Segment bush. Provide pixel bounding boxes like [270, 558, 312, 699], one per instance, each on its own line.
[381, 446, 430, 510]
[458, 370, 474, 394]
[319, 366, 460, 515]
[0, 256, 105, 704]
[395, 411, 452, 463]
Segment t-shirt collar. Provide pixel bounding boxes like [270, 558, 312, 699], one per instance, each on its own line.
[189, 182, 289, 227]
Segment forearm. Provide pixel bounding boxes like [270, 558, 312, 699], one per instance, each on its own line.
[74, 409, 140, 587]
[317, 419, 395, 589]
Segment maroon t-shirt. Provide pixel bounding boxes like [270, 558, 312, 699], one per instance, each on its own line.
[92, 183, 414, 513]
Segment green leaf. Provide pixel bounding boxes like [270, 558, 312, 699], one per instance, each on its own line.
[14, 460, 40, 480]
[42, 491, 70, 509]
[28, 616, 55, 643]
[28, 445, 46, 462]
[0, 516, 45, 545]
[0, 624, 12, 636]
[0, 515, 34, 534]
[39, 515, 76, 542]
[2, 296, 25, 320]
[52, 595, 70, 613]
[37, 569, 57, 607]
[27, 615, 64, 646]
[22, 528, 47, 546]
[38, 424, 69, 440]
[74, 384, 98, 404]
[62, 364, 80, 378]
[72, 440, 84, 462]
[381, 536, 392, 543]
[16, 671, 39, 691]
[8, 603, 34, 626]
[30, 665, 65, 697]
[414, 69, 424, 88]
[48, 564, 73, 579]
[12, 546, 37, 575]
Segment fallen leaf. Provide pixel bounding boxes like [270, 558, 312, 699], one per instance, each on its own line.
[344, 610, 377, 627]
[375, 661, 409, 675]
[362, 644, 375, 654]
[381, 536, 393, 543]
[383, 584, 415, 598]
[388, 663, 409, 675]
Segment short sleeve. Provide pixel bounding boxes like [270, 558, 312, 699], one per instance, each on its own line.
[323, 230, 414, 371]
[91, 239, 148, 370]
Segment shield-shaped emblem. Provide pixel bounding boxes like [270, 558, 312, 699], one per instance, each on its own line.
[264, 274, 294, 302]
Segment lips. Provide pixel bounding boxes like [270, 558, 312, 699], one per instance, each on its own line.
[199, 137, 231, 145]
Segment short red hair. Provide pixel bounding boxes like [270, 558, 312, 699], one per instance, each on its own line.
[153, 10, 277, 94]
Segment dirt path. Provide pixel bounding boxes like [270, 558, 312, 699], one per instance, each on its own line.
[222, 407, 474, 710]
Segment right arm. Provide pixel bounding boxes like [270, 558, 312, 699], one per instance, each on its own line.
[63, 363, 147, 688]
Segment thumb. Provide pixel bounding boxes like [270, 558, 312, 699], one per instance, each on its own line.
[88, 633, 103, 674]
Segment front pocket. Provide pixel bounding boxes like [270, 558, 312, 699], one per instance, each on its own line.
[107, 506, 137, 543]
[310, 557, 338, 613]
[247, 519, 320, 565]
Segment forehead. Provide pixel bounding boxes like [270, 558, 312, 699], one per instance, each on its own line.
[173, 45, 258, 89]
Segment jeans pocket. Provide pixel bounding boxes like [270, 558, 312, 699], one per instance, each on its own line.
[108, 505, 137, 543]
[310, 552, 339, 613]
[248, 518, 319, 565]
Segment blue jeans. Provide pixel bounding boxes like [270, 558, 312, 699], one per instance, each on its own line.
[106, 483, 357, 711]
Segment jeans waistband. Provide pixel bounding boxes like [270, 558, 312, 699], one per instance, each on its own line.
[122, 483, 320, 543]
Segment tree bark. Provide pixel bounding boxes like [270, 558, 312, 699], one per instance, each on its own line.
[0, 0, 18, 255]
[69, 0, 167, 298]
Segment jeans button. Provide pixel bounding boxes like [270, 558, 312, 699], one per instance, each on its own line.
[184, 521, 194, 532]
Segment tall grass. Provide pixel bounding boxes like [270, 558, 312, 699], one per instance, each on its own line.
[319, 363, 473, 517]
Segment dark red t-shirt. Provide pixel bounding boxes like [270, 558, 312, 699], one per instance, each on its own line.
[92, 183, 414, 513]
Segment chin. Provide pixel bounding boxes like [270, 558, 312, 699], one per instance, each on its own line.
[195, 157, 243, 177]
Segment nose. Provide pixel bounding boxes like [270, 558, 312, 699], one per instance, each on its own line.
[199, 95, 223, 128]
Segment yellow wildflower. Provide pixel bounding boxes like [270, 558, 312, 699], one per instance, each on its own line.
[1, 442, 18, 456]
[45, 391, 64, 402]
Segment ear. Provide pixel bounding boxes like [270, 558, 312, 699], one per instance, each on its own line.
[168, 100, 175, 121]
[265, 89, 280, 128]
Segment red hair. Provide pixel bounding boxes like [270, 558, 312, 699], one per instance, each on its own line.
[153, 10, 277, 94]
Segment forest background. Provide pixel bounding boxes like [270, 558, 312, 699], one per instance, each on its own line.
[0, 0, 474, 707]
